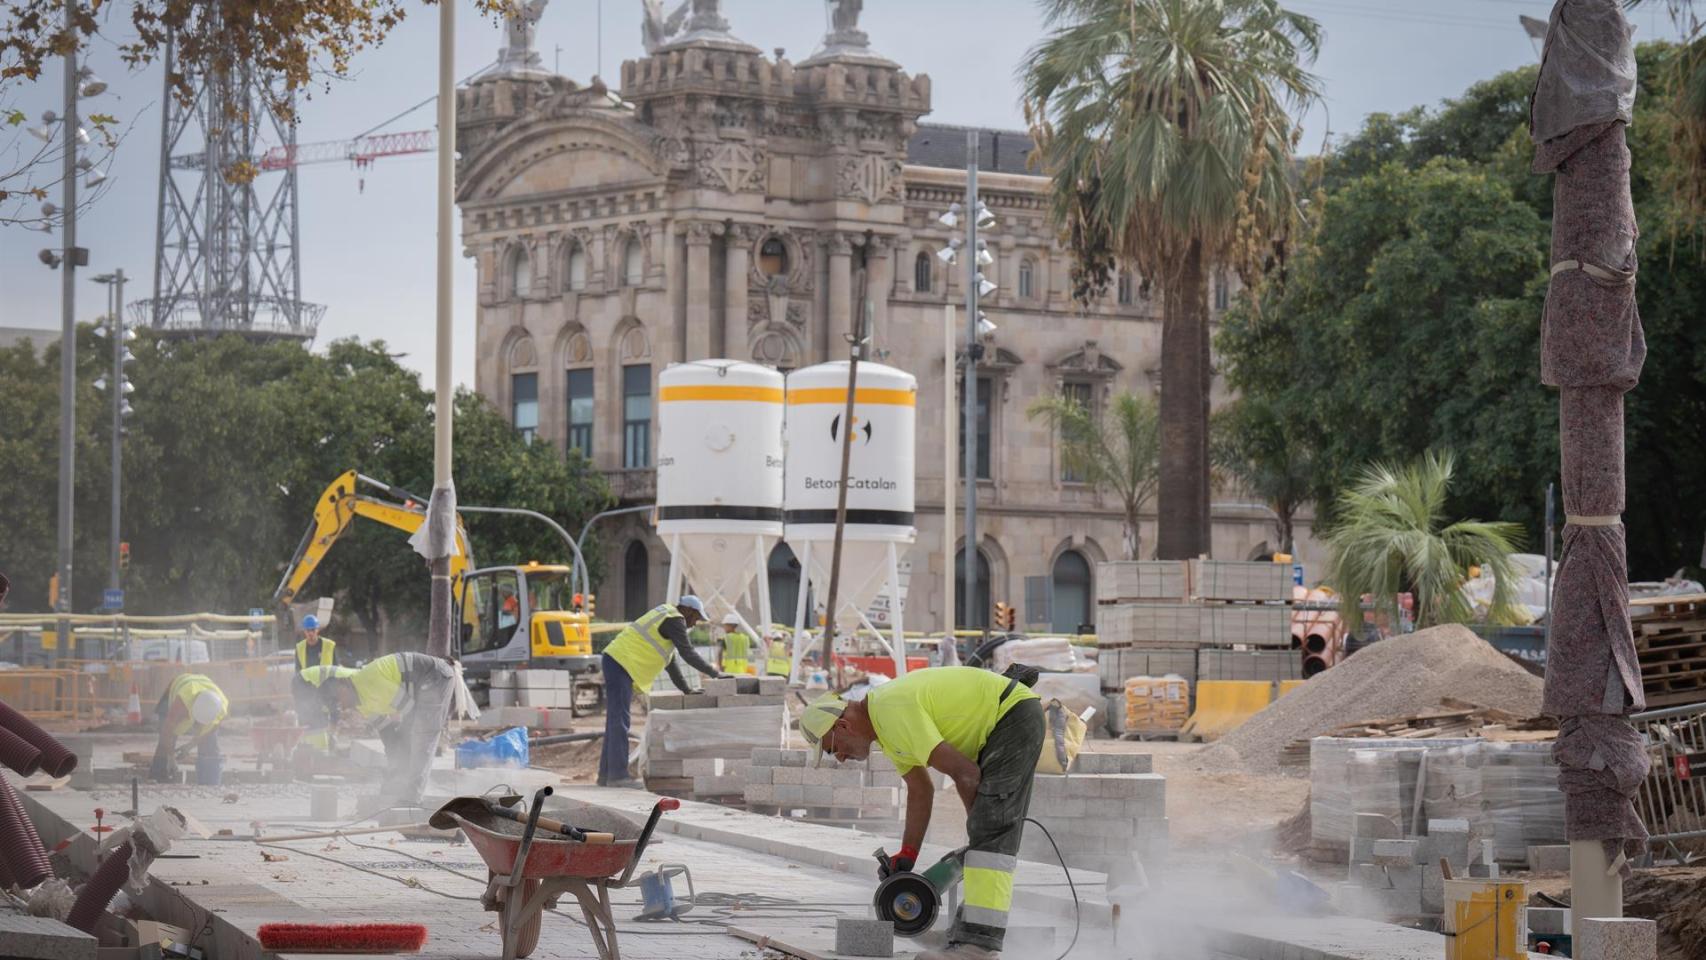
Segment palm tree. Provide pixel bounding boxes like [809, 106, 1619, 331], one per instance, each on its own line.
[1324, 451, 1525, 631]
[1028, 391, 1161, 560]
[1021, 0, 1321, 561]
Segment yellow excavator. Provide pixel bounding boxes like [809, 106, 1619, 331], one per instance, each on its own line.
[274, 470, 597, 676]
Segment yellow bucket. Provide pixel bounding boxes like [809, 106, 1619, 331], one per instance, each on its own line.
[1443, 879, 1527, 960]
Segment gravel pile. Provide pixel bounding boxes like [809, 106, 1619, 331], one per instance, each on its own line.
[1195, 623, 1545, 775]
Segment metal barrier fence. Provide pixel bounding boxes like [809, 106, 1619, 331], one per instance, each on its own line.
[1632, 700, 1706, 860]
[0, 657, 291, 724]
[0, 670, 85, 721]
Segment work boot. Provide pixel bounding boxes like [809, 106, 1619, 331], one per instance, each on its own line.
[916, 943, 999, 960]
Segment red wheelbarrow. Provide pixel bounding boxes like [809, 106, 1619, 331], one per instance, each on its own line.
[431, 788, 676, 960]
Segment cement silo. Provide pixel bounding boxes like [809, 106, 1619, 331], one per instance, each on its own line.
[783, 361, 917, 677]
[656, 360, 786, 640]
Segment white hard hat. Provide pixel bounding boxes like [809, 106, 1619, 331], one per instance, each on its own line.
[677, 595, 707, 617]
[191, 691, 225, 726]
[721, 613, 742, 627]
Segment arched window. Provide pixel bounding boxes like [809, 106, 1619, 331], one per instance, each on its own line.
[622, 238, 644, 287]
[623, 541, 650, 620]
[954, 547, 992, 629]
[758, 235, 790, 278]
[507, 246, 532, 299]
[1051, 550, 1092, 634]
[1117, 270, 1134, 306]
[914, 251, 933, 293]
[566, 244, 588, 292]
[767, 543, 813, 627]
[1018, 258, 1035, 299]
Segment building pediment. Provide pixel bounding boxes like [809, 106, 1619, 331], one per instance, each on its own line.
[1050, 340, 1123, 377]
[457, 112, 668, 205]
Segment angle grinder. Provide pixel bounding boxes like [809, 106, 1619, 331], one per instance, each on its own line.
[871, 846, 967, 938]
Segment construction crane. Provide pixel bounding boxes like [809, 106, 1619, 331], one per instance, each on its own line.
[258, 129, 436, 172]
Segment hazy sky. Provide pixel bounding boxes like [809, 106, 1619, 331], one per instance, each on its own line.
[1, 0, 1687, 387]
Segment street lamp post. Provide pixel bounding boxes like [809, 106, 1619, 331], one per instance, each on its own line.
[425, 0, 457, 658]
[93, 270, 128, 602]
[55, 0, 81, 633]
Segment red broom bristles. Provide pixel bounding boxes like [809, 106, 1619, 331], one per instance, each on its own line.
[257, 923, 428, 953]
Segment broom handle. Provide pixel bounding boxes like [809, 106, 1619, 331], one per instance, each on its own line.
[252, 822, 434, 843]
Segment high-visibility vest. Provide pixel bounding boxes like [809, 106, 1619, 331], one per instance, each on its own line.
[349, 654, 406, 718]
[766, 639, 790, 677]
[722, 630, 752, 674]
[299, 665, 356, 688]
[296, 637, 336, 670]
[167, 674, 227, 738]
[605, 604, 683, 689]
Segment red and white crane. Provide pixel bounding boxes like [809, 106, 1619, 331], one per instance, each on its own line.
[259, 129, 437, 173]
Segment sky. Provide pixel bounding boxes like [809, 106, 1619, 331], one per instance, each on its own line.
[0, 0, 1689, 388]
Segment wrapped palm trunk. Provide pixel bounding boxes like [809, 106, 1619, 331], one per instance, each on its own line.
[1531, 0, 1649, 877]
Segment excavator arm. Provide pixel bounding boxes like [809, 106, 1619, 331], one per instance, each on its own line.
[274, 469, 475, 608]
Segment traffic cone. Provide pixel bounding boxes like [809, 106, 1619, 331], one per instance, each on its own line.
[126, 684, 142, 726]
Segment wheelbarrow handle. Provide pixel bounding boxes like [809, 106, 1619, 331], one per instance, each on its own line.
[618, 798, 679, 887]
[506, 786, 553, 889]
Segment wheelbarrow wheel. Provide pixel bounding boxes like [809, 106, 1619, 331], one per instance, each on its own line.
[502, 878, 543, 959]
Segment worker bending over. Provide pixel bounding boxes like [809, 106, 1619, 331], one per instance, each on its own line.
[150, 674, 229, 783]
[765, 630, 791, 678]
[802, 667, 1043, 960]
[599, 595, 728, 788]
[718, 614, 755, 675]
[317, 652, 457, 805]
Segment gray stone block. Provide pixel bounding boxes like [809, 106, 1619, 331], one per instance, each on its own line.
[1385, 865, 1422, 890]
[732, 676, 762, 695]
[1349, 837, 1376, 864]
[774, 784, 805, 805]
[1527, 844, 1571, 872]
[646, 758, 684, 778]
[0, 915, 97, 960]
[1371, 839, 1419, 866]
[744, 783, 776, 804]
[1528, 906, 1570, 936]
[1428, 818, 1471, 834]
[772, 767, 804, 784]
[835, 917, 895, 958]
[803, 784, 834, 805]
[1574, 917, 1657, 960]
[1349, 863, 1389, 887]
[757, 676, 787, 696]
[716, 694, 786, 708]
[750, 747, 782, 766]
[1354, 812, 1400, 840]
[701, 677, 738, 697]
[778, 748, 809, 766]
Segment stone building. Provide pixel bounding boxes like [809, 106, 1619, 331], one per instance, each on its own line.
[455, 4, 1313, 633]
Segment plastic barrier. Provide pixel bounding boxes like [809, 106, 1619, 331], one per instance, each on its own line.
[1180, 680, 1272, 742]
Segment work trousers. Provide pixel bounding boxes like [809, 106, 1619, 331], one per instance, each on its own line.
[382, 663, 455, 806]
[954, 697, 1044, 952]
[148, 689, 221, 782]
[599, 653, 635, 785]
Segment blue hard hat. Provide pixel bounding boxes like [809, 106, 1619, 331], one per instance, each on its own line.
[676, 596, 707, 618]
[301, 614, 320, 631]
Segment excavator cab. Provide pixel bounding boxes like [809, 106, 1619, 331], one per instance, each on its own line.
[456, 563, 596, 672]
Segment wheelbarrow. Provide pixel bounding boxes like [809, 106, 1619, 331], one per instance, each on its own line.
[431, 788, 677, 960]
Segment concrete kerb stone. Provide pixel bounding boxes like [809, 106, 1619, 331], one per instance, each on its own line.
[1574, 917, 1658, 960]
[0, 912, 97, 960]
[834, 917, 895, 957]
[1528, 906, 1570, 937]
[1527, 844, 1571, 873]
[1371, 839, 1419, 866]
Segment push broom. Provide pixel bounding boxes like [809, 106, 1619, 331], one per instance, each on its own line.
[257, 923, 428, 954]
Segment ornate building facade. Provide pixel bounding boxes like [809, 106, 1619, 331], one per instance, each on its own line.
[455, 5, 1314, 632]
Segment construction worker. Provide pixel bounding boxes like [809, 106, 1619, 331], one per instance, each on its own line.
[295, 615, 339, 671]
[297, 665, 357, 752]
[800, 667, 1044, 960]
[765, 630, 791, 679]
[317, 651, 458, 805]
[599, 595, 728, 788]
[150, 673, 229, 783]
[718, 614, 754, 675]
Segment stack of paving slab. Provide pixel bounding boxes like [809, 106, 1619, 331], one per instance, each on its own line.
[1310, 737, 1566, 866]
[643, 675, 787, 800]
[478, 669, 581, 729]
[1192, 559, 1294, 648]
[1336, 814, 1482, 919]
[1018, 753, 1168, 876]
[741, 747, 918, 829]
[1196, 647, 1302, 683]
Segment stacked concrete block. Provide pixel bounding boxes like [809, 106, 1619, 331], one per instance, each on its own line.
[1526, 844, 1571, 872]
[1199, 603, 1293, 647]
[685, 757, 753, 798]
[1574, 918, 1657, 960]
[1095, 603, 1201, 648]
[700, 675, 787, 708]
[1196, 648, 1302, 683]
[1190, 560, 1291, 602]
[1097, 647, 1197, 691]
[1018, 771, 1168, 875]
[492, 669, 582, 708]
[643, 701, 785, 797]
[1528, 906, 1570, 938]
[1338, 818, 1424, 918]
[470, 704, 577, 730]
[742, 748, 915, 825]
[1096, 561, 1189, 603]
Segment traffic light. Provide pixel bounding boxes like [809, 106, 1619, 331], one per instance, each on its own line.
[118, 541, 131, 571]
[584, 593, 595, 619]
[993, 602, 1016, 632]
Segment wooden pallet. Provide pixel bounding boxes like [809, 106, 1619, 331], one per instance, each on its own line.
[1276, 699, 1554, 767]
[1634, 595, 1706, 706]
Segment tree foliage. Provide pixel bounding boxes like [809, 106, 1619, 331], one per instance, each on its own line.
[1324, 451, 1525, 631]
[1219, 42, 1706, 578]
[0, 334, 611, 646]
[1210, 397, 1313, 554]
[1027, 391, 1161, 560]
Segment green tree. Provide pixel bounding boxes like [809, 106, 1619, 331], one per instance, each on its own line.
[1021, 0, 1322, 560]
[1324, 451, 1525, 630]
[1211, 398, 1313, 555]
[1027, 391, 1161, 560]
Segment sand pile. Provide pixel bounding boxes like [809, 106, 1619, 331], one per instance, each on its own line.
[1196, 623, 1544, 775]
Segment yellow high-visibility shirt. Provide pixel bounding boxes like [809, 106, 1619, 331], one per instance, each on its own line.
[296, 637, 337, 670]
[605, 604, 682, 689]
[166, 674, 228, 738]
[866, 667, 1037, 776]
[349, 654, 406, 718]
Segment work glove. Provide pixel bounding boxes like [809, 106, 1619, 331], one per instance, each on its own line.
[878, 845, 918, 880]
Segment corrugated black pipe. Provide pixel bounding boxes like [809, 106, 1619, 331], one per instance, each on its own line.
[0, 701, 77, 777]
[0, 777, 52, 889]
[66, 840, 132, 933]
[0, 725, 42, 777]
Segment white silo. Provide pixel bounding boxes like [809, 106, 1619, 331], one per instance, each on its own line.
[783, 361, 917, 677]
[656, 360, 786, 642]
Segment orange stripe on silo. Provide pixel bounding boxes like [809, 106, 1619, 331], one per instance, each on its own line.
[658, 385, 786, 403]
[786, 388, 916, 406]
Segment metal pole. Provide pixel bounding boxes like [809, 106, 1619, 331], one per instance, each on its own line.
[574, 504, 656, 601]
[822, 297, 872, 689]
[426, 0, 456, 658]
[56, 0, 80, 645]
[1544, 482, 1555, 652]
[110, 270, 126, 596]
[961, 130, 979, 633]
[943, 302, 956, 642]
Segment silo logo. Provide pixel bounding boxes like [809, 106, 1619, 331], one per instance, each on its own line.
[830, 414, 873, 445]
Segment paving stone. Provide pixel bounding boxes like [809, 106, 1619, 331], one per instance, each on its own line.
[834, 918, 894, 957]
[1527, 844, 1571, 872]
[774, 784, 805, 805]
[1574, 917, 1657, 960]
[757, 677, 787, 696]
[750, 748, 782, 766]
[831, 786, 864, 806]
[702, 678, 738, 698]
[1528, 906, 1570, 936]
[803, 785, 834, 805]
[773, 767, 805, 785]
[647, 759, 685, 778]
[0, 913, 97, 960]
[745, 784, 777, 804]
[1372, 839, 1419, 866]
[716, 694, 786, 709]
[777, 748, 809, 766]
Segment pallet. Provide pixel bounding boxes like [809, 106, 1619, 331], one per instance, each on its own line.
[1634, 599, 1706, 705]
[1121, 729, 1187, 742]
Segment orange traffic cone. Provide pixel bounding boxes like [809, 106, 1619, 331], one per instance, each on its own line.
[126, 684, 142, 726]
